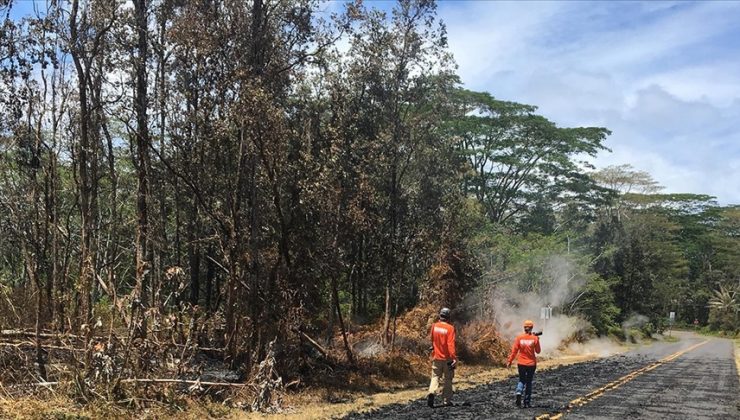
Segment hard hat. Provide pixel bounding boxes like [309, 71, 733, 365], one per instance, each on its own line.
[523, 320, 534, 328]
[439, 307, 451, 320]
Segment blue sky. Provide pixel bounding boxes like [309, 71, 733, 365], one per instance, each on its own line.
[436, 0, 740, 205]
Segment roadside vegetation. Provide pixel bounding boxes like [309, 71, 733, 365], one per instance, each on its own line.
[0, 0, 738, 417]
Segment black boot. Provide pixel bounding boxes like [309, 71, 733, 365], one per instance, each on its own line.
[427, 393, 435, 408]
[515, 394, 521, 407]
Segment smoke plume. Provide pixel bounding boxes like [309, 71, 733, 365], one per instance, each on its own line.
[488, 255, 617, 357]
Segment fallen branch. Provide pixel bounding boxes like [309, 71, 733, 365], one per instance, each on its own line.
[1, 331, 224, 352]
[9, 381, 60, 388]
[0, 341, 85, 352]
[291, 326, 328, 359]
[120, 378, 248, 387]
[19, 378, 249, 388]
[0, 330, 82, 340]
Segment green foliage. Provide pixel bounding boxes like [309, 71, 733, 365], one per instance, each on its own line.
[447, 88, 612, 226]
[475, 231, 573, 294]
[572, 276, 620, 335]
[707, 284, 739, 332]
[640, 322, 655, 338]
[607, 325, 626, 341]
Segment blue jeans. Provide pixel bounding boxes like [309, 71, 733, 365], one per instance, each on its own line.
[516, 365, 536, 404]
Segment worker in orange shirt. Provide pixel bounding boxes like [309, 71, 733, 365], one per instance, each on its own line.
[506, 319, 541, 408]
[427, 307, 457, 408]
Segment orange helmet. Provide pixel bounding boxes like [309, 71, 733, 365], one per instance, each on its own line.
[523, 320, 534, 328]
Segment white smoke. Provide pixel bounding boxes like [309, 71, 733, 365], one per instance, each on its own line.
[564, 337, 623, 357]
[622, 313, 649, 329]
[621, 313, 650, 342]
[490, 255, 592, 356]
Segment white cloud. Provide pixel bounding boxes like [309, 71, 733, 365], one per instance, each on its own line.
[439, 1, 740, 205]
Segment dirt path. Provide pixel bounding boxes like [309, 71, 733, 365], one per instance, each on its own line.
[346, 332, 740, 419]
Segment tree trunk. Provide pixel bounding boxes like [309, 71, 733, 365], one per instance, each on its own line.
[70, 0, 94, 333]
[188, 228, 200, 306]
[133, 0, 151, 337]
[205, 247, 215, 312]
[382, 166, 398, 347]
[332, 277, 354, 365]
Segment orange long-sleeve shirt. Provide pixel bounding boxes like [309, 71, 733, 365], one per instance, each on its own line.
[507, 333, 541, 366]
[430, 321, 457, 361]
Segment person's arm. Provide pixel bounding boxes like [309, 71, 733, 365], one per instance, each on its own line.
[507, 337, 519, 367]
[429, 324, 435, 354]
[448, 325, 457, 363]
[535, 336, 541, 354]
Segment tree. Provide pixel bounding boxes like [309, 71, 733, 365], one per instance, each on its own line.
[449, 89, 611, 226]
[131, 0, 151, 338]
[708, 284, 739, 331]
[68, 0, 118, 335]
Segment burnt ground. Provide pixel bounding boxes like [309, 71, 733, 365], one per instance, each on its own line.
[344, 332, 739, 420]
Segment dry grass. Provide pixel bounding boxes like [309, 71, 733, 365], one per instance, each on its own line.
[0, 394, 233, 420]
[0, 351, 615, 419]
[0, 303, 627, 419]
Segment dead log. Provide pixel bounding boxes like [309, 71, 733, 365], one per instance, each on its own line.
[21, 378, 249, 388]
[0, 330, 82, 340]
[120, 378, 247, 387]
[291, 326, 329, 359]
[0, 342, 85, 352]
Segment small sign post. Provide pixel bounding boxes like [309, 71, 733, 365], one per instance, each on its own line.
[668, 311, 676, 337]
[540, 305, 552, 331]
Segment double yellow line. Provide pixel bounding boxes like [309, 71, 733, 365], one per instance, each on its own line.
[534, 340, 710, 420]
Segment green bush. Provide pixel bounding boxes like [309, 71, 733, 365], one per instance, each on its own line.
[640, 322, 655, 338]
[577, 276, 621, 336]
[607, 325, 625, 341]
[625, 328, 644, 343]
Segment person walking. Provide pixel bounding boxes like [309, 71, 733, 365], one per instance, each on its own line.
[506, 319, 541, 408]
[427, 307, 457, 408]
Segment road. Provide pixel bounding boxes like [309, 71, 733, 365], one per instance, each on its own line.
[345, 332, 739, 419]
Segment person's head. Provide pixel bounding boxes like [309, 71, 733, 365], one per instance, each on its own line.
[439, 307, 451, 322]
[523, 320, 534, 333]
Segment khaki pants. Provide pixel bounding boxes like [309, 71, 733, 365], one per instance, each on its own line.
[428, 359, 454, 402]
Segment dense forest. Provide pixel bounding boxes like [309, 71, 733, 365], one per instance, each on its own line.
[0, 0, 738, 410]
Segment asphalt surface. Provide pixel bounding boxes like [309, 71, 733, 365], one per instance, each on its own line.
[344, 332, 740, 419]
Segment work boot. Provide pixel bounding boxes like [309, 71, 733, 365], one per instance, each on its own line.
[515, 394, 521, 407]
[443, 401, 455, 407]
[523, 400, 531, 408]
[427, 393, 434, 408]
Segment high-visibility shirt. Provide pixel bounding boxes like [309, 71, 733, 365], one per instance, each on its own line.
[507, 333, 541, 366]
[430, 321, 457, 361]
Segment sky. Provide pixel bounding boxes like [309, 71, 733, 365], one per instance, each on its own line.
[435, 0, 740, 205]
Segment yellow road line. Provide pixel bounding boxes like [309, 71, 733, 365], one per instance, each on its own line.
[534, 340, 710, 420]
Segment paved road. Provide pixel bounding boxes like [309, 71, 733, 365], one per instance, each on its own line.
[345, 332, 739, 419]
